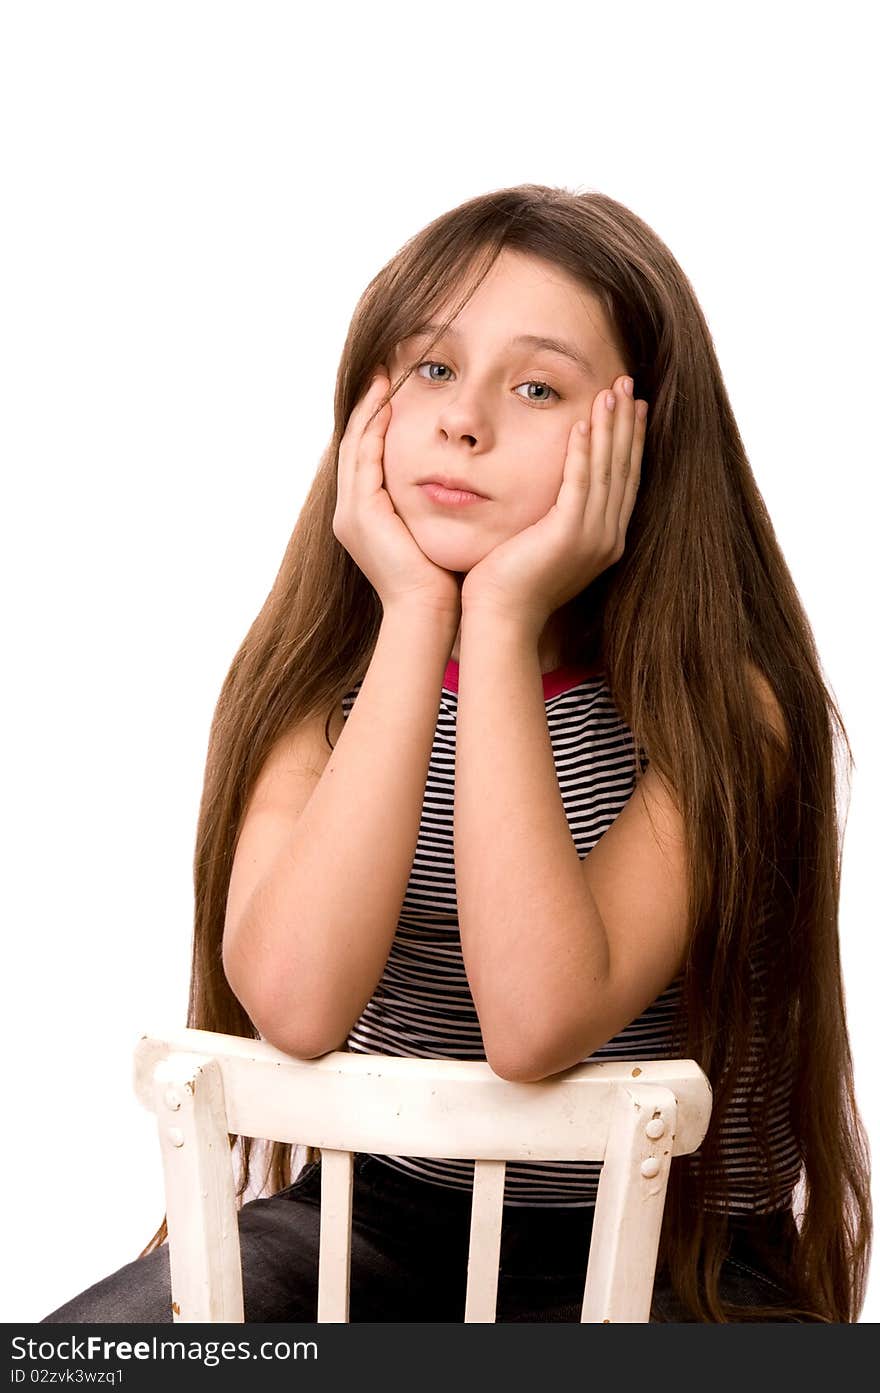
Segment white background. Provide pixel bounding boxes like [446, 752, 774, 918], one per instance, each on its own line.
[2, 1, 876, 1323]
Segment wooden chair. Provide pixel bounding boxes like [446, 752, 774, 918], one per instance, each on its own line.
[133, 1027, 712, 1323]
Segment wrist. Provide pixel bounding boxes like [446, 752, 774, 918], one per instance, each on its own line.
[460, 597, 545, 646]
[459, 604, 545, 662]
[381, 597, 461, 640]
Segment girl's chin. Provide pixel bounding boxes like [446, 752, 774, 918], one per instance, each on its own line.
[392, 497, 519, 573]
[397, 535, 475, 576]
[414, 547, 487, 576]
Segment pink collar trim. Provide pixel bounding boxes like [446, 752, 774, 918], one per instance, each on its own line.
[442, 657, 603, 701]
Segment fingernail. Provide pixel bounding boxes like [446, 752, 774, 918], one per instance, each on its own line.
[605, 391, 616, 411]
[622, 377, 633, 396]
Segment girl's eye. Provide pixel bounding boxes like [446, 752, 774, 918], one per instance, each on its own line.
[414, 360, 560, 405]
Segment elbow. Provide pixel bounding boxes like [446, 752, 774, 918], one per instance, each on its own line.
[481, 1006, 569, 1083]
[484, 1024, 595, 1083]
[489, 1053, 584, 1084]
[261, 988, 356, 1059]
[244, 1000, 351, 1062]
[488, 1053, 553, 1084]
[242, 1006, 349, 1062]
[260, 1023, 345, 1061]
[484, 1037, 547, 1084]
[222, 941, 348, 1061]
[480, 1008, 547, 1082]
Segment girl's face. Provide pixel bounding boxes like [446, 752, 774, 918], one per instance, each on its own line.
[383, 248, 630, 578]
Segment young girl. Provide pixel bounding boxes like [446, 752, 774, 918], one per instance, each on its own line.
[43, 183, 871, 1323]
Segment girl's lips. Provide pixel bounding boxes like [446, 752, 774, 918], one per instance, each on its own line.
[419, 482, 488, 506]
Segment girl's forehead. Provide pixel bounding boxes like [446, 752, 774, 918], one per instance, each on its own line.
[387, 248, 627, 372]
[408, 262, 615, 345]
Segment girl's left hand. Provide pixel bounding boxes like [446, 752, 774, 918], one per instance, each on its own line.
[460, 374, 648, 636]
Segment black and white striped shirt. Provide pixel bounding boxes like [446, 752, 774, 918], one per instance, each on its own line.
[342, 658, 802, 1212]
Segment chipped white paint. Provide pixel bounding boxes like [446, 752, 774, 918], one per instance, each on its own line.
[135, 1029, 712, 1324]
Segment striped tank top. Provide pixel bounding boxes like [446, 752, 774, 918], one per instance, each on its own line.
[341, 657, 802, 1212]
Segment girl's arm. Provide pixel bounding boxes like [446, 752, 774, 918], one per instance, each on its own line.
[455, 607, 693, 1083]
[222, 602, 458, 1058]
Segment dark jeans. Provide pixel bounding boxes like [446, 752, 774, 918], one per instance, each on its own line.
[41, 1152, 807, 1323]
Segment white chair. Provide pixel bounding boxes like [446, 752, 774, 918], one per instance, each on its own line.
[133, 1027, 712, 1324]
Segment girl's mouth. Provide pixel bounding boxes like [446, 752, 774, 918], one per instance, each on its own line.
[419, 483, 488, 506]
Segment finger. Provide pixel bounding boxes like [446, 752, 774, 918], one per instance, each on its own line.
[555, 416, 592, 514]
[340, 371, 387, 472]
[354, 372, 393, 499]
[362, 376, 392, 436]
[582, 385, 616, 531]
[343, 370, 389, 448]
[604, 376, 636, 528]
[367, 363, 393, 408]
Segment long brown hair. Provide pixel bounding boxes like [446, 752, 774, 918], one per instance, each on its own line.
[139, 184, 871, 1321]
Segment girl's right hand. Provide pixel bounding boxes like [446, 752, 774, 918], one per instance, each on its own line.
[333, 369, 463, 622]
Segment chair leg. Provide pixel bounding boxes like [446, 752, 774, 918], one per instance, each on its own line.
[151, 1052, 244, 1323]
[316, 1148, 355, 1322]
[464, 1159, 506, 1322]
[581, 1083, 677, 1323]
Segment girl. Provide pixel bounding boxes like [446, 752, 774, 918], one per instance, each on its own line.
[43, 184, 871, 1323]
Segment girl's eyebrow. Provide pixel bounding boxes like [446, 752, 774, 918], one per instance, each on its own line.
[398, 321, 597, 379]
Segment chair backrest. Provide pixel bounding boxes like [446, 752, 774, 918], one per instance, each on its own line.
[134, 1027, 712, 1323]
